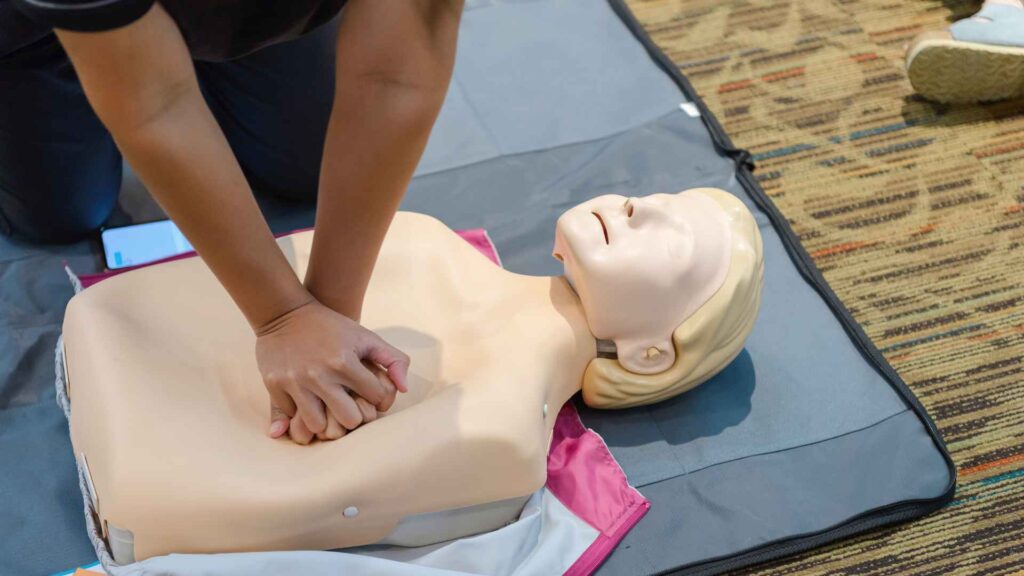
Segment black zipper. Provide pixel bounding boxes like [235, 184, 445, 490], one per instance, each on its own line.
[605, 1, 958, 574]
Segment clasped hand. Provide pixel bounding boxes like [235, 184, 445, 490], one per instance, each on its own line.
[255, 300, 410, 445]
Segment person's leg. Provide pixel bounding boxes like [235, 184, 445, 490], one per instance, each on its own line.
[0, 36, 122, 243]
[195, 20, 339, 203]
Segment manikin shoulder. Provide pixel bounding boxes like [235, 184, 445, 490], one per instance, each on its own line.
[285, 211, 511, 288]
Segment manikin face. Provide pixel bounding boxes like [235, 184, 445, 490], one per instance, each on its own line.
[553, 190, 732, 374]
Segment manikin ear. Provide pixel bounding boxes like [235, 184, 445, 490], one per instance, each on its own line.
[615, 336, 676, 375]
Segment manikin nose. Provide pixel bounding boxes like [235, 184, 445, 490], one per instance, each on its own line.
[624, 196, 669, 225]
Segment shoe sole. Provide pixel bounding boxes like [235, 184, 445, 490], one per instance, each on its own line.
[906, 38, 1024, 103]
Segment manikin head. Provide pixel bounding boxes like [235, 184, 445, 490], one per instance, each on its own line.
[553, 188, 764, 409]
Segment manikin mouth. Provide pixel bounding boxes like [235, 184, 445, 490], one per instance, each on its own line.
[591, 212, 609, 244]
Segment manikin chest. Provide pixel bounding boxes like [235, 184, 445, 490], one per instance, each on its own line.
[63, 213, 592, 562]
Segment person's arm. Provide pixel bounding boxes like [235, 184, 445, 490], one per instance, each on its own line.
[55, 4, 407, 442]
[304, 0, 464, 320]
[57, 5, 307, 331]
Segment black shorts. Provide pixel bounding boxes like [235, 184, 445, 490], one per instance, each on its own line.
[0, 19, 337, 243]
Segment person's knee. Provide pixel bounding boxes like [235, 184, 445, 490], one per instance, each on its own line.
[0, 184, 118, 244]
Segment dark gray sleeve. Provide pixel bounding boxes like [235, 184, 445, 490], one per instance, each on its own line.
[11, 0, 155, 32]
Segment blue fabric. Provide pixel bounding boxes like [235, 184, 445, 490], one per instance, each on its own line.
[950, 4, 1024, 48]
[0, 233, 98, 575]
[2, 403, 95, 575]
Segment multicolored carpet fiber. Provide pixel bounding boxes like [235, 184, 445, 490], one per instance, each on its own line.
[625, 0, 1024, 573]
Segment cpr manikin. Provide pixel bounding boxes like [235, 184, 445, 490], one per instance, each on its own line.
[62, 188, 764, 563]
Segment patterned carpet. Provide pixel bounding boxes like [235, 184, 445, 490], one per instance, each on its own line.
[625, 0, 1024, 574]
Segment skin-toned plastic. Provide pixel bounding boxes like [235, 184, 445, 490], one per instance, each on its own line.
[553, 191, 732, 375]
[62, 188, 763, 561]
[581, 190, 765, 409]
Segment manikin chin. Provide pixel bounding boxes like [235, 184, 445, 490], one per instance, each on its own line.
[62, 187, 764, 563]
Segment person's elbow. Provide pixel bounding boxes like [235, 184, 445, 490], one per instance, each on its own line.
[101, 75, 199, 139]
[345, 68, 451, 127]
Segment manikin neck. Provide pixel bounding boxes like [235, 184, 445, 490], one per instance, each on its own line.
[557, 274, 619, 359]
[535, 274, 605, 363]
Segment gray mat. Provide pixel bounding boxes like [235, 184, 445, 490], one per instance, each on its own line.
[0, 1, 952, 575]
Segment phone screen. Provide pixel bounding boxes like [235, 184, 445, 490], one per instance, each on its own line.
[100, 220, 194, 270]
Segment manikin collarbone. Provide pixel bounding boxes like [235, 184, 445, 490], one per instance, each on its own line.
[62, 213, 589, 562]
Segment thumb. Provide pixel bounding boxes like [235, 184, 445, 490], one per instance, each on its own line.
[365, 341, 411, 394]
[269, 403, 290, 438]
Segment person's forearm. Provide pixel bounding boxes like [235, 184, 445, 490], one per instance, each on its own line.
[112, 89, 313, 329]
[56, 6, 310, 330]
[305, 78, 448, 318]
[304, 0, 463, 320]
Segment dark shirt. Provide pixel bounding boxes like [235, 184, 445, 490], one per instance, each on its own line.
[3, 0, 347, 61]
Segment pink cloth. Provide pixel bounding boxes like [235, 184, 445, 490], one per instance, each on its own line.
[548, 403, 650, 576]
[73, 226, 647, 575]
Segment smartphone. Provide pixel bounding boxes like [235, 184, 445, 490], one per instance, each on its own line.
[100, 220, 194, 270]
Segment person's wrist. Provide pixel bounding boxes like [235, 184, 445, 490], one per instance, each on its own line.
[304, 281, 363, 323]
[253, 289, 317, 337]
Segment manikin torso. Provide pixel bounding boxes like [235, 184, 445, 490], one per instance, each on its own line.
[63, 188, 743, 562]
[64, 213, 596, 561]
